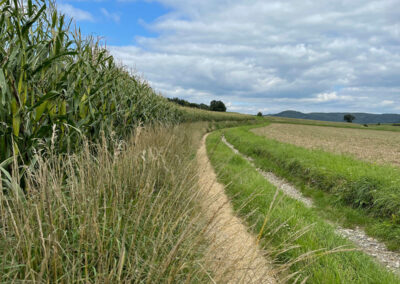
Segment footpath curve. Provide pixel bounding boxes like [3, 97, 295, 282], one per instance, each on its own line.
[197, 134, 276, 284]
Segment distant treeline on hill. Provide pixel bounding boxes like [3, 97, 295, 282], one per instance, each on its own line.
[168, 98, 227, 112]
[273, 110, 400, 124]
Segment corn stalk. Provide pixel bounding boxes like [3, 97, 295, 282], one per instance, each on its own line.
[0, 0, 182, 185]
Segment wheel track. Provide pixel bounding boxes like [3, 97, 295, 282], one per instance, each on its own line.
[197, 134, 276, 283]
[221, 135, 400, 274]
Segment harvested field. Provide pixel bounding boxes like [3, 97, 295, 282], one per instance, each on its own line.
[253, 123, 400, 167]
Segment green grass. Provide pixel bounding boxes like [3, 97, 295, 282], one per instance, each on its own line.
[266, 116, 400, 132]
[223, 124, 400, 250]
[206, 130, 400, 283]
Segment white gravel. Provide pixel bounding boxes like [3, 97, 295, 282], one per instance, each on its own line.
[221, 135, 400, 274]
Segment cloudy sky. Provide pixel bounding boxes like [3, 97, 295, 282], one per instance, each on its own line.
[59, 0, 400, 114]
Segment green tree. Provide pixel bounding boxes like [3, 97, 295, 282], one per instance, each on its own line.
[210, 100, 226, 112]
[344, 114, 356, 123]
[257, 112, 263, 117]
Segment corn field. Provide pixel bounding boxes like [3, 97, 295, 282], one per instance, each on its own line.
[0, 0, 181, 182]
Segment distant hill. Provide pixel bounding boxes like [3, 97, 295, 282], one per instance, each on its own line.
[272, 110, 400, 124]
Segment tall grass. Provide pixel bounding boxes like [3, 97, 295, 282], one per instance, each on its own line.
[0, 0, 180, 178]
[0, 123, 212, 282]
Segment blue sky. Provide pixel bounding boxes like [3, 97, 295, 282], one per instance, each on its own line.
[59, 0, 400, 114]
[58, 1, 169, 45]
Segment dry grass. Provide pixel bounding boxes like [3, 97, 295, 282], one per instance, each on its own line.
[253, 123, 400, 167]
[197, 134, 276, 283]
[0, 121, 282, 283]
[0, 123, 212, 282]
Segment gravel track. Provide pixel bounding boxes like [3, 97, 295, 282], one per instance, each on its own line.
[221, 135, 400, 274]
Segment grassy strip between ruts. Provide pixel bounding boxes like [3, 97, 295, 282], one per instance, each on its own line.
[206, 130, 400, 283]
[224, 124, 400, 251]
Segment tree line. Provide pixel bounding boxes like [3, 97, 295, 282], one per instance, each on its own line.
[168, 97, 227, 112]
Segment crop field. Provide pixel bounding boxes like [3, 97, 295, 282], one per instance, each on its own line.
[253, 123, 400, 167]
[266, 116, 400, 132]
[180, 105, 256, 122]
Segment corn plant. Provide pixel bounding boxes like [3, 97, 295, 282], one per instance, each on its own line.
[0, 0, 181, 184]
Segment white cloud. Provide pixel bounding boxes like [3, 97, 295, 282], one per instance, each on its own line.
[315, 92, 340, 102]
[58, 3, 94, 22]
[381, 100, 394, 106]
[305, 92, 355, 103]
[101, 8, 120, 23]
[109, 0, 400, 114]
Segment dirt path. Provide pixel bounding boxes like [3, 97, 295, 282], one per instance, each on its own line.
[197, 134, 276, 283]
[221, 135, 400, 274]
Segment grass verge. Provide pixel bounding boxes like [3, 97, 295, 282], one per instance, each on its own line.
[0, 123, 207, 282]
[206, 130, 400, 283]
[224, 125, 400, 250]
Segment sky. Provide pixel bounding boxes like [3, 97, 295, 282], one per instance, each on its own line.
[58, 0, 400, 114]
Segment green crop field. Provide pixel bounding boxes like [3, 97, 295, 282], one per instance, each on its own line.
[0, 0, 183, 183]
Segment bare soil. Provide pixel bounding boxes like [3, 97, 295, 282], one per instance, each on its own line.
[197, 134, 276, 283]
[253, 124, 400, 167]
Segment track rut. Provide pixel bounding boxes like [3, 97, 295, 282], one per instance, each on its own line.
[197, 134, 276, 283]
[222, 135, 400, 274]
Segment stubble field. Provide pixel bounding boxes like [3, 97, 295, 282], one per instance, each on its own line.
[253, 123, 400, 167]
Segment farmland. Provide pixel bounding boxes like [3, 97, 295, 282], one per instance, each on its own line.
[223, 124, 400, 248]
[207, 129, 400, 283]
[266, 116, 400, 132]
[205, 121, 400, 281]
[253, 123, 400, 167]
[2, 0, 400, 283]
